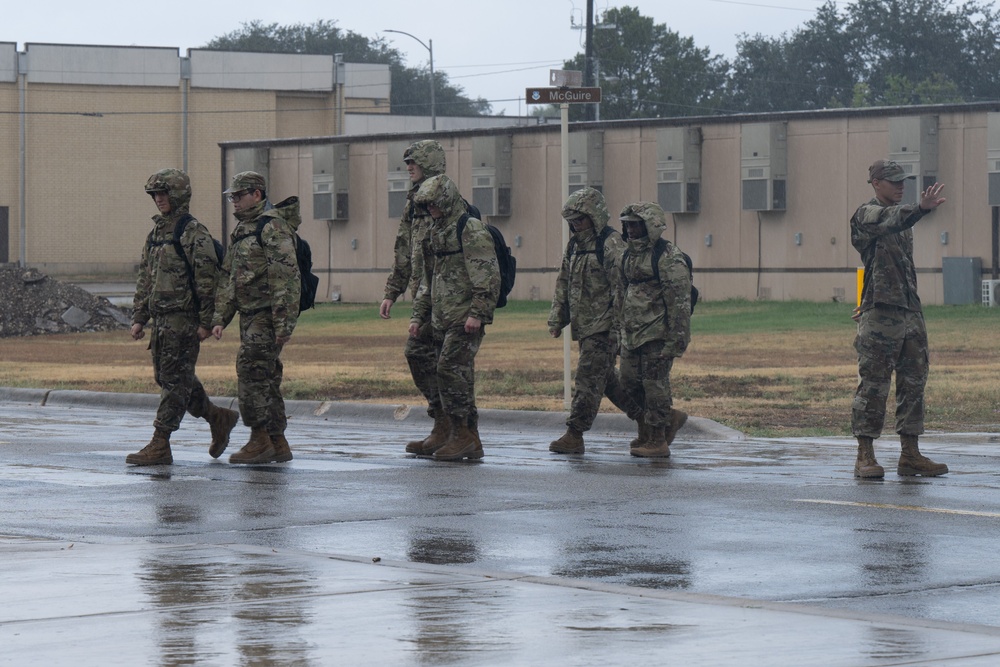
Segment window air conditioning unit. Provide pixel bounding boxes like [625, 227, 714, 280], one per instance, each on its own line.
[982, 280, 1000, 307]
[741, 122, 787, 211]
[657, 127, 701, 213]
[471, 135, 513, 217]
[312, 143, 349, 221]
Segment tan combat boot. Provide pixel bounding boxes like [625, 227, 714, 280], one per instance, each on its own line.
[406, 409, 449, 456]
[898, 434, 948, 476]
[629, 415, 650, 451]
[433, 417, 484, 461]
[630, 426, 670, 458]
[469, 416, 485, 458]
[854, 436, 885, 479]
[229, 427, 276, 465]
[665, 409, 688, 445]
[206, 403, 240, 459]
[549, 427, 585, 454]
[269, 433, 293, 463]
[126, 428, 173, 466]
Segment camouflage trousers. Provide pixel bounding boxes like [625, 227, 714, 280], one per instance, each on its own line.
[619, 340, 674, 430]
[429, 324, 485, 422]
[149, 312, 210, 432]
[567, 331, 642, 432]
[852, 306, 928, 438]
[405, 321, 441, 416]
[236, 310, 286, 433]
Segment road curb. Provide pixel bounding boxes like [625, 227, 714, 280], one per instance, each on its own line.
[0, 387, 744, 441]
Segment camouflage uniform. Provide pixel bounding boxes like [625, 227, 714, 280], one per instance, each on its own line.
[549, 187, 640, 435]
[850, 195, 929, 438]
[382, 140, 446, 416]
[618, 202, 691, 433]
[132, 169, 217, 433]
[410, 175, 500, 450]
[213, 176, 301, 435]
[848, 159, 949, 478]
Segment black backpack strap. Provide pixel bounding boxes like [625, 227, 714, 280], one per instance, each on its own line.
[173, 214, 202, 312]
[596, 226, 612, 266]
[650, 237, 666, 283]
[231, 217, 271, 247]
[570, 226, 612, 264]
[622, 238, 665, 286]
[435, 213, 469, 258]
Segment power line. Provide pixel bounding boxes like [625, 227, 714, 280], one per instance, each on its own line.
[702, 0, 831, 11]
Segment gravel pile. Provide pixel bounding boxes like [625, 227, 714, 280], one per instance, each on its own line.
[0, 266, 131, 337]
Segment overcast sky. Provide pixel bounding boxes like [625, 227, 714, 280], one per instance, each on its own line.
[7, 0, 849, 115]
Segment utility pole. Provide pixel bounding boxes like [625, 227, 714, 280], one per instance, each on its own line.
[584, 0, 595, 121]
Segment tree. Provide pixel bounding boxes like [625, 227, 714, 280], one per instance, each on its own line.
[727, 3, 857, 112]
[388, 64, 492, 117]
[204, 20, 490, 116]
[563, 6, 728, 121]
[726, 0, 1000, 112]
[845, 0, 984, 105]
[204, 19, 395, 63]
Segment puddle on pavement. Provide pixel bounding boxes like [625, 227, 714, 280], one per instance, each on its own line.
[1, 463, 148, 486]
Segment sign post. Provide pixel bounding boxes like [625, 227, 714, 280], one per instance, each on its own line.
[526, 70, 602, 410]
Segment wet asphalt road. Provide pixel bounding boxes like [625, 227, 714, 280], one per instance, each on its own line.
[2, 391, 1000, 665]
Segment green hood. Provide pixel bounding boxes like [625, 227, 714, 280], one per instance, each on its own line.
[561, 187, 610, 235]
[620, 201, 668, 244]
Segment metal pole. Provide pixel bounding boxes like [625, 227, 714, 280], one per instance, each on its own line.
[18, 53, 26, 267]
[180, 57, 190, 172]
[385, 29, 435, 131]
[428, 39, 436, 131]
[594, 56, 600, 122]
[561, 102, 571, 410]
[584, 0, 595, 121]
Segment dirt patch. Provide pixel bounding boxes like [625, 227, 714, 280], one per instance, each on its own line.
[0, 266, 130, 337]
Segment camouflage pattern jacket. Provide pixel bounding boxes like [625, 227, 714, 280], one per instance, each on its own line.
[548, 188, 625, 341]
[411, 178, 500, 331]
[213, 197, 302, 338]
[382, 140, 446, 302]
[133, 209, 217, 329]
[619, 202, 691, 356]
[851, 197, 926, 314]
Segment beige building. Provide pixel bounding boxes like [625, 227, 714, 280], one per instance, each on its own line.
[0, 42, 390, 273]
[3, 43, 999, 307]
[222, 102, 1000, 306]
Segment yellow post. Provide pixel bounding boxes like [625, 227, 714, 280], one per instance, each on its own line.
[856, 267, 864, 306]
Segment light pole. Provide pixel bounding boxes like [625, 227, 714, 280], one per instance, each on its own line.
[385, 29, 435, 131]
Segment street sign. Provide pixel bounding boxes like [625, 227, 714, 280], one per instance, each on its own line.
[550, 70, 583, 87]
[525, 87, 602, 105]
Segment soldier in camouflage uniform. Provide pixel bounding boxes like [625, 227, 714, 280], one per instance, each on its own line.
[548, 187, 641, 455]
[617, 202, 691, 458]
[408, 174, 500, 461]
[127, 169, 239, 466]
[850, 159, 948, 478]
[379, 140, 452, 455]
[211, 172, 302, 465]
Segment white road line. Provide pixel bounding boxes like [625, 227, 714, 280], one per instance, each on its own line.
[795, 499, 1000, 518]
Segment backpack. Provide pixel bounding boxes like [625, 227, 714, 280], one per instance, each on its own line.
[567, 225, 614, 266]
[623, 237, 699, 313]
[147, 213, 223, 313]
[444, 212, 516, 308]
[232, 206, 320, 312]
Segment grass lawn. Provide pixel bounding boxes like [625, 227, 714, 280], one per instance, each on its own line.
[2, 299, 999, 437]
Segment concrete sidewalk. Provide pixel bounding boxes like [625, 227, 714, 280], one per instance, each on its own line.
[2, 389, 1000, 666]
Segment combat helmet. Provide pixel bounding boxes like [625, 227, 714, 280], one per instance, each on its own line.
[413, 174, 462, 217]
[403, 140, 446, 178]
[144, 168, 192, 214]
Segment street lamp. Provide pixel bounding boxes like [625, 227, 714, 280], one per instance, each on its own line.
[384, 29, 436, 131]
